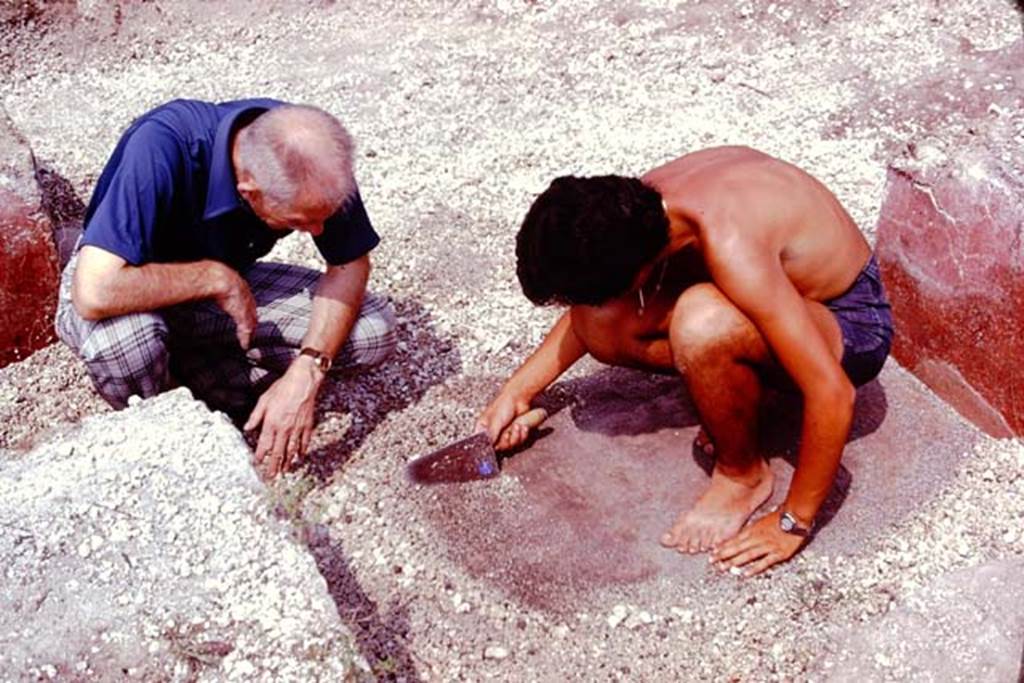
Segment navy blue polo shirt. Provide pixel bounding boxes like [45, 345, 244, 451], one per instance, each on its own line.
[81, 98, 379, 270]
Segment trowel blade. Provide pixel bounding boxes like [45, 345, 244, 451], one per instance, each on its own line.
[406, 432, 500, 484]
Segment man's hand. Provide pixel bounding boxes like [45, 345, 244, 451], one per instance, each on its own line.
[710, 510, 806, 577]
[244, 358, 323, 478]
[213, 268, 258, 349]
[476, 392, 533, 451]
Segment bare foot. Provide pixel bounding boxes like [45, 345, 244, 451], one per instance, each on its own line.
[660, 460, 774, 554]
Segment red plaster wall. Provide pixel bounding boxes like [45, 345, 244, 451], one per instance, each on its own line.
[876, 164, 1024, 436]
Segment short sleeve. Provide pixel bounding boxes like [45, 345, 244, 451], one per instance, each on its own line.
[314, 189, 381, 265]
[80, 122, 182, 265]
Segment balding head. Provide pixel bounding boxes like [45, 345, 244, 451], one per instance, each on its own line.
[233, 104, 356, 217]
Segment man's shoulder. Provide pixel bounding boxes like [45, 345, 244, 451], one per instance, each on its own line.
[117, 99, 220, 152]
[217, 97, 288, 110]
[131, 98, 281, 136]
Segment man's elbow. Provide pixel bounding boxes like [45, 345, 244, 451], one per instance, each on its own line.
[814, 373, 856, 416]
[71, 275, 109, 321]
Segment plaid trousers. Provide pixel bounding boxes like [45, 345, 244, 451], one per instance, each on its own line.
[56, 252, 397, 418]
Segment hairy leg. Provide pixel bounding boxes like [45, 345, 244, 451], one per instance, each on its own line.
[661, 284, 846, 554]
[660, 283, 776, 553]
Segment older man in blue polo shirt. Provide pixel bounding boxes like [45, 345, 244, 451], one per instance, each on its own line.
[55, 98, 397, 478]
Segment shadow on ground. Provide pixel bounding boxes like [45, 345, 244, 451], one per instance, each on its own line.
[305, 297, 462, 481]
[544, 365, 887, 537]
[306, 526, 423, 682]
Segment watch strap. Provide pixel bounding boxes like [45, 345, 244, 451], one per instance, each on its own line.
[299, 347, 332, 373]
[779, 511, 813, 537]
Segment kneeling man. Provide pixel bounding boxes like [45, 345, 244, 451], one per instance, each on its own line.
[57, 99, 397, 478]
[478, 146, 892, 575]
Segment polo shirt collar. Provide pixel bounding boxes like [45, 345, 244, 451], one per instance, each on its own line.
[203, 103, 274, 221]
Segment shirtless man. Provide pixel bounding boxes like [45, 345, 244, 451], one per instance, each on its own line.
[477, 146, 892, 576]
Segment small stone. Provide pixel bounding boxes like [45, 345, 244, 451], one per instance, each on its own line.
[232, 660, 256, 676]
[607, 604, 629, 628]
[483, 645, 509, 660]
[670, 607, 694, 624]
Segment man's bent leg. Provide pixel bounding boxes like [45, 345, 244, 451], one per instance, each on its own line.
[238, 262, 397, 373]
[331, 292, 399, 369]
[55, 256, 171, 409]
[163, 261, 397, 420]
[662, 283, 776, 554]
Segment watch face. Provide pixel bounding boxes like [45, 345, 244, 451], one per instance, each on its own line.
[780, 515, 795, 532]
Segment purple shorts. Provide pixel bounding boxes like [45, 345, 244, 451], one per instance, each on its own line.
[827, 254, 893, 387]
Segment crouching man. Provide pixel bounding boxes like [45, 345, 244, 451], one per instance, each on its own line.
[57, 99, 397, 478]
[478, 146, 892, 575]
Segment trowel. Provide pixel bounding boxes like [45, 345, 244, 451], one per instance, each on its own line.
[406, 408, 548, 484]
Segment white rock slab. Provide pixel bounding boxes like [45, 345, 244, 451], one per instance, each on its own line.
[0, 388, 365, 681]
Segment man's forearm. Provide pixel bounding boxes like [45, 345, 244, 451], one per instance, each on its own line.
[783, 390, 855, 523]
[300, 256, 371, 359]
[501, 311, 587, 402]
[73, 251, 233, 320]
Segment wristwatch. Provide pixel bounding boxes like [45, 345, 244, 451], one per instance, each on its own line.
[779, 511, 814, 537]
[299, 347, 333, 373]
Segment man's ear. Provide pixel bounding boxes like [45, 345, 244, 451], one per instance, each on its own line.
[235, 163, 260, 197]
[236, 177, 260, 206]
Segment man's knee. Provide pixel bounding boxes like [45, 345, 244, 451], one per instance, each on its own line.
[75, 313, 171, 408]
[343, 294, 398, 367]
[570, 301, 637, 366]
[669, 284, 755, 366]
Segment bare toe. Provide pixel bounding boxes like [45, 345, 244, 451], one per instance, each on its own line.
[660, 518, 686, 548]
[694, 428, 715, 456]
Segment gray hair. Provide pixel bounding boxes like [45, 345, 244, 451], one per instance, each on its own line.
[235, 104, 356, 212]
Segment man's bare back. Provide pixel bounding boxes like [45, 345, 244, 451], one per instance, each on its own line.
[479, 147, 892, 576]
[643, 146, 871, 303]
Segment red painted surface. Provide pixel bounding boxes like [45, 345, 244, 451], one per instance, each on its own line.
[417, 364, 976, 611]
[0, 120, 59, 368]
[875, 163, 1024, 436]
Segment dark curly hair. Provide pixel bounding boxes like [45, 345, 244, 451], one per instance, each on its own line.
[515, 175, 669, 306]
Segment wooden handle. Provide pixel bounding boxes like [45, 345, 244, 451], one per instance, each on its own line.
[511, 407, 548, 430]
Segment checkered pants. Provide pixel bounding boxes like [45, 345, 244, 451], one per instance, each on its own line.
[56, 252, 397, 418]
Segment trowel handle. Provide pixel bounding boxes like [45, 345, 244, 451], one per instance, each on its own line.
[511, 407, 548, 430]
[493, 408, 548, 449]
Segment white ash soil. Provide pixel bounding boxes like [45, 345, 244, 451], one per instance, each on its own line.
[2, 1, 1023, 680]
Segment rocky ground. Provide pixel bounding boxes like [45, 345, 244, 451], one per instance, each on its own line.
[1, 1, 1023, 681]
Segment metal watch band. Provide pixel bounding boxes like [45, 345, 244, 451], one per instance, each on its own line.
[299, 347, 332, 373]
